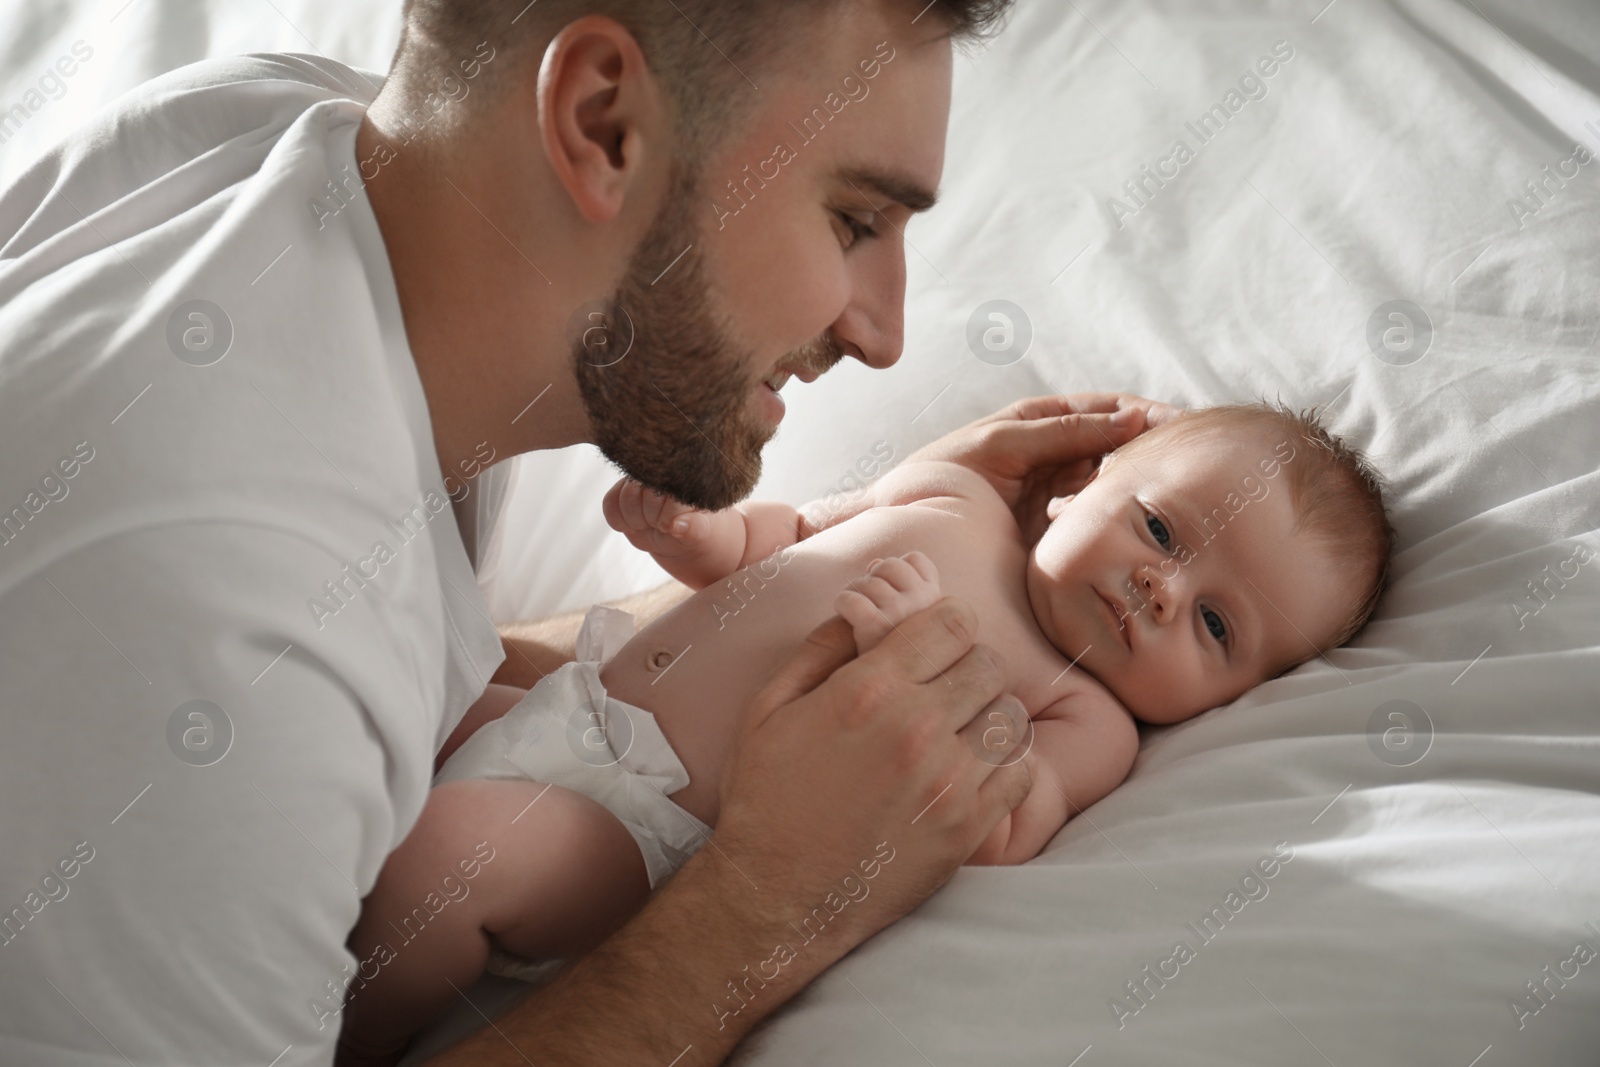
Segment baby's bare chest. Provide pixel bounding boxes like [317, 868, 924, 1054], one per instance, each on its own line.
[602, 505, 1102, 741]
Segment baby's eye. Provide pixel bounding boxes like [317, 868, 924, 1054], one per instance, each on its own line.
[1202, 607, 1227, 644]
[1145, 510, 1172, 549]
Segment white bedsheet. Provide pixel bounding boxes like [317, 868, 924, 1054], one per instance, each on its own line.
[5, 1, 1596, 1063]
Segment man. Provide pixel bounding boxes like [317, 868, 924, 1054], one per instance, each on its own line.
[0, 0, 1160, 1063]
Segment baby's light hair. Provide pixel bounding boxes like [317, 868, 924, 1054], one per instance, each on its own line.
[1112, 400, 1397, 672]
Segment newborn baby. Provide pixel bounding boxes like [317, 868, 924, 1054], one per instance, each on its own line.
[335, 401, 1393, 1064]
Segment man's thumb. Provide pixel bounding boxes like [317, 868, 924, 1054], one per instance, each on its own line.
[739, 615, 857, 733]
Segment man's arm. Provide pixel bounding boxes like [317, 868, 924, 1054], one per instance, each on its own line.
[425, 603, 1033, 1066]
[417, 843, 835, 1066]
[492, 579, 693, 689]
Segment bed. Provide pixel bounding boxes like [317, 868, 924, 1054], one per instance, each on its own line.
[6, 0, 1596, 1062]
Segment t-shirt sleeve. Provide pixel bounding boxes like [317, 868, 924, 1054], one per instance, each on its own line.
[0, 522, 436, 1064]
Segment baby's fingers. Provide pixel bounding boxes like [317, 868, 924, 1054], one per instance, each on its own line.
[602, 477, 633, 533]
[652, 499, 697, 534]
[667, 511, 707, 540]
[834, 589, 882, 634]
[902, 550, 940, 587]
[642, 485, 670, 528]
[617, 478, 650, 532]
[865, 556, 923, 595]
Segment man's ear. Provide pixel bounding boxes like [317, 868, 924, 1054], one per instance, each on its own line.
[536, 16, 662, 225]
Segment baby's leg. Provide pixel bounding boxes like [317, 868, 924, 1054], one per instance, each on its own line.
[834, 551, 943, 653]
[434, 683, 527, 774]
[335, 779, 649, 1066]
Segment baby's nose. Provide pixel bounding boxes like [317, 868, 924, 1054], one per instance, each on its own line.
[1135, 567, 1171, 617]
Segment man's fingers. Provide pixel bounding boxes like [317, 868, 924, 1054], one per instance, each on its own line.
[862, 596, 990, 688]
[741, 615, 858, 733]
[955, 693, 1030, 767]
[974, 751, 1034, 828]
[955, 693, 1034, 836]
[992, 409, 1147, 471]
[987, 392, 1181, 429]
[988, 392, 1121, 424]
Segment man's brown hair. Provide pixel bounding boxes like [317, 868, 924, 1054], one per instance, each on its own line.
[392, 0, 1014, 156]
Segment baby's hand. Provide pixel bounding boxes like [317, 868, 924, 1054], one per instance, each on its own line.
[603, 476, 722, 564]
[835, 552, 943, 654]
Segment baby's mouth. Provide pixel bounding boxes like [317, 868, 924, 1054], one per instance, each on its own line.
[1097, 588, 1132, 650]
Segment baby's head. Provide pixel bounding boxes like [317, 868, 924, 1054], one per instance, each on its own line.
[1026, 401, 1395, 725]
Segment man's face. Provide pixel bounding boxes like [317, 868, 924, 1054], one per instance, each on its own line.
[1026, 427, 1354, 725]
[576, 6, 953, 511]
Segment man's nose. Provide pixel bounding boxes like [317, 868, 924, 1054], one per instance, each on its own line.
[831, 243, 906, 369]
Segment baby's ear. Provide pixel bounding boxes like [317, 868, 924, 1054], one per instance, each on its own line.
[1046, 458, 1109, 521]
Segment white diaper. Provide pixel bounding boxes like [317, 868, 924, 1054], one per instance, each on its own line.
[434, 604, 712, 983]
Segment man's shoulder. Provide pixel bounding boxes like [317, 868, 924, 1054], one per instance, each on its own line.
[0, 51, 381, 264]
[0, 41, 417, 526]
[148, 52, 384, 99]
[61, 51, 383, 140]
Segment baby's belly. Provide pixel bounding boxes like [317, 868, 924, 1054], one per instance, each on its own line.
[599, 505, 1060, 826]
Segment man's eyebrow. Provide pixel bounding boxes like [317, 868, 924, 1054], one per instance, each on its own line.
[837, 166, 940, 214]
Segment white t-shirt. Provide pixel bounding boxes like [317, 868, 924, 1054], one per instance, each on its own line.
[0, 54, 506, 1065]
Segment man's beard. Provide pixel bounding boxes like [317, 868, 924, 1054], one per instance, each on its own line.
[572, 160, 841, 512]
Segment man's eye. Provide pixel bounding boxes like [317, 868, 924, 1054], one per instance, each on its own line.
[837, 211, 877, 244]
[1202, 607, 1227, 644]
[1145, 511, 1171, 549]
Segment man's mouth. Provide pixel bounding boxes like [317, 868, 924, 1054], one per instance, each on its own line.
[764, 336, 844, 394]
[762, 362, 831, 394]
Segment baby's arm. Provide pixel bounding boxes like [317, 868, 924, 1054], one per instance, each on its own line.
[604, 461, 998, 590]
[966, 692, 1139, 866]
[603, 477, 804, 589]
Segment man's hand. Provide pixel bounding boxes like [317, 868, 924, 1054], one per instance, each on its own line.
[429, 597, 1030, 1067]
[907, 392, 1181, 545]
[712, 596, 1033, 950]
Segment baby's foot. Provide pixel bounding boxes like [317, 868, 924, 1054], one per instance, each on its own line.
[835, 551, 942, 654]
